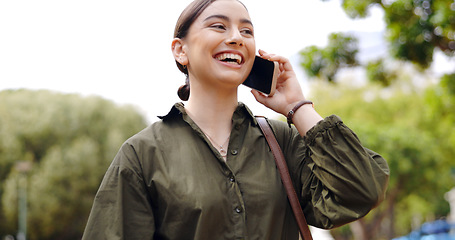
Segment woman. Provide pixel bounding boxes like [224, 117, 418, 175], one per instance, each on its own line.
[82, 0, 389, 239]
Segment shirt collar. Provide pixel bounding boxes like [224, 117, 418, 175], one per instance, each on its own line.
[158, 102, 258, 125]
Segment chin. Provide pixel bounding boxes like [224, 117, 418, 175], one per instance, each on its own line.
[223, 72, 248, 83]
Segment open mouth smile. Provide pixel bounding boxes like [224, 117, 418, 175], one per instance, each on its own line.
[214, 53, 243, 65]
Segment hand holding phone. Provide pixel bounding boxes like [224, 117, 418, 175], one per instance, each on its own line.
[242, 56, 279, 96]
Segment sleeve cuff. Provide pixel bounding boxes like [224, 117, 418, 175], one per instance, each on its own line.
[303, 115, 344, 145]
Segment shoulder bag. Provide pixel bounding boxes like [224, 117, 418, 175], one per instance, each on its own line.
[256, 116, 313, 240]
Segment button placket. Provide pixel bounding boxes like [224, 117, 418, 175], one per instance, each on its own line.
[224, 113, 249, 237]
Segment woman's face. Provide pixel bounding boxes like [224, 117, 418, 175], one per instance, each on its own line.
[183, 0, 256, 89]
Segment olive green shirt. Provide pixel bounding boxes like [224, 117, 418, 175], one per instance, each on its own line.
[82, 102, 389, 240]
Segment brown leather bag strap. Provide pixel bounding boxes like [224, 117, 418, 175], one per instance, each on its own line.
[256, 116, 313, 240]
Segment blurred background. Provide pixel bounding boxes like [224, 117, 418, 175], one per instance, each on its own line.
[1, 0, 454, 239]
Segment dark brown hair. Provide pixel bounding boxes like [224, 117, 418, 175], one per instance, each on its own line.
[174, 0, 217, 101]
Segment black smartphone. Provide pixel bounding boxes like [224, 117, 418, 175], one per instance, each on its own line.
[242, 56, 279, 96]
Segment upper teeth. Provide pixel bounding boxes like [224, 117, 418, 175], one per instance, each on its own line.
[216, 53, 242, 64]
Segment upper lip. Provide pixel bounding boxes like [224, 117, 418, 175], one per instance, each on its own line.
[213, 50, 245, 65]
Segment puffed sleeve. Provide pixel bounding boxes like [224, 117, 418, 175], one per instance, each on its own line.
[271, 115, 389, 229]
[82, 142, 155, 240]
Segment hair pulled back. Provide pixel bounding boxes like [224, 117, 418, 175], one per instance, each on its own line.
[174, 0, 218, 101]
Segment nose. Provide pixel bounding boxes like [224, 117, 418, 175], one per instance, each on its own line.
[226, 29, 244, 46]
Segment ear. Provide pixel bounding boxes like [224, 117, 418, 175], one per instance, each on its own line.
[171, 38, 188, 66]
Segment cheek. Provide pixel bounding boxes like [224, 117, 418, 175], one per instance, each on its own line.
[246, 43, 256, 67]
[246, 40, 256, 61]
[247, 39, 256, 54]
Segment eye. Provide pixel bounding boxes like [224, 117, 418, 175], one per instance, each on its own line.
[210, 23, 226, 31]
[241, 28, 254, 36]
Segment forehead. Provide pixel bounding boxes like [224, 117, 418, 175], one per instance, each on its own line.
[197, 0, 252, 24]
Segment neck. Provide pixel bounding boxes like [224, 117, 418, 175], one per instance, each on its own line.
[185, 82, 238, 145]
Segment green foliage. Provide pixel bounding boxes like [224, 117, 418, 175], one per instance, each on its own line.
[339, 0, 455, 68]
[309, 77, 454, 238]
[304, 1, 455, 238]
[441, 73, 455, 95]
[424, 74, 455, 172]
[341, 0, 381, 18]
[0, 89, 147, 239]
[386, 0, 436, 68]
[365, 58, 398, 86]
[300, 33, 359, 82]
[300, 46, 326, 78]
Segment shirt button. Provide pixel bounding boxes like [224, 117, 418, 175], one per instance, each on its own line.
[230, 149, 238, 155]
[229, 176, 235, 182]
[235, 206, 242, 213]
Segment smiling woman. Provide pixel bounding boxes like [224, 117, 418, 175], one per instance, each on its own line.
[172, 0, 256, 104]
[81, 0, 390, 239]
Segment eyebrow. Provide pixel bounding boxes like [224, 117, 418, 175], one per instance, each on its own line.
[203, 14, 253, 26]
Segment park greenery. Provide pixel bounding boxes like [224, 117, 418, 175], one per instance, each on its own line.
[299, 0, 455, 239]
[0, 90, 147, 239]
[307, 73, 454, 239]
[0, 0, 454, 239]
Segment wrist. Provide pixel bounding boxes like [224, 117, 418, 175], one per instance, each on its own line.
[286, 100, 314, 127]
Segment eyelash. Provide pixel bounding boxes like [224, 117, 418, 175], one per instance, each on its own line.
[210, 24, 226, 30]
[210, 24, 254, 36]
[241, 29, 254, 36]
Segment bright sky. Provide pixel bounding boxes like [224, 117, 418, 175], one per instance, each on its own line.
[0, 0, 401, 122]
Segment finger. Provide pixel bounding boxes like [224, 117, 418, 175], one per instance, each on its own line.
[259, 50, 292, 67]
[258, 49, 268, 56]
[258, 49, 280, 61]
[251, 90, 268, 105]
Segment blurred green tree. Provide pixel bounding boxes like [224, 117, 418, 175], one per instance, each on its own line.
[328, 0, 455, 67]
[0, 89, 147, 239]
[300, 2, 454, 237]
[301, 0, 454, 85]
[365, 58, 398, 87]
[307, 73, 455, 239]
[300, 33, 359, 82]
